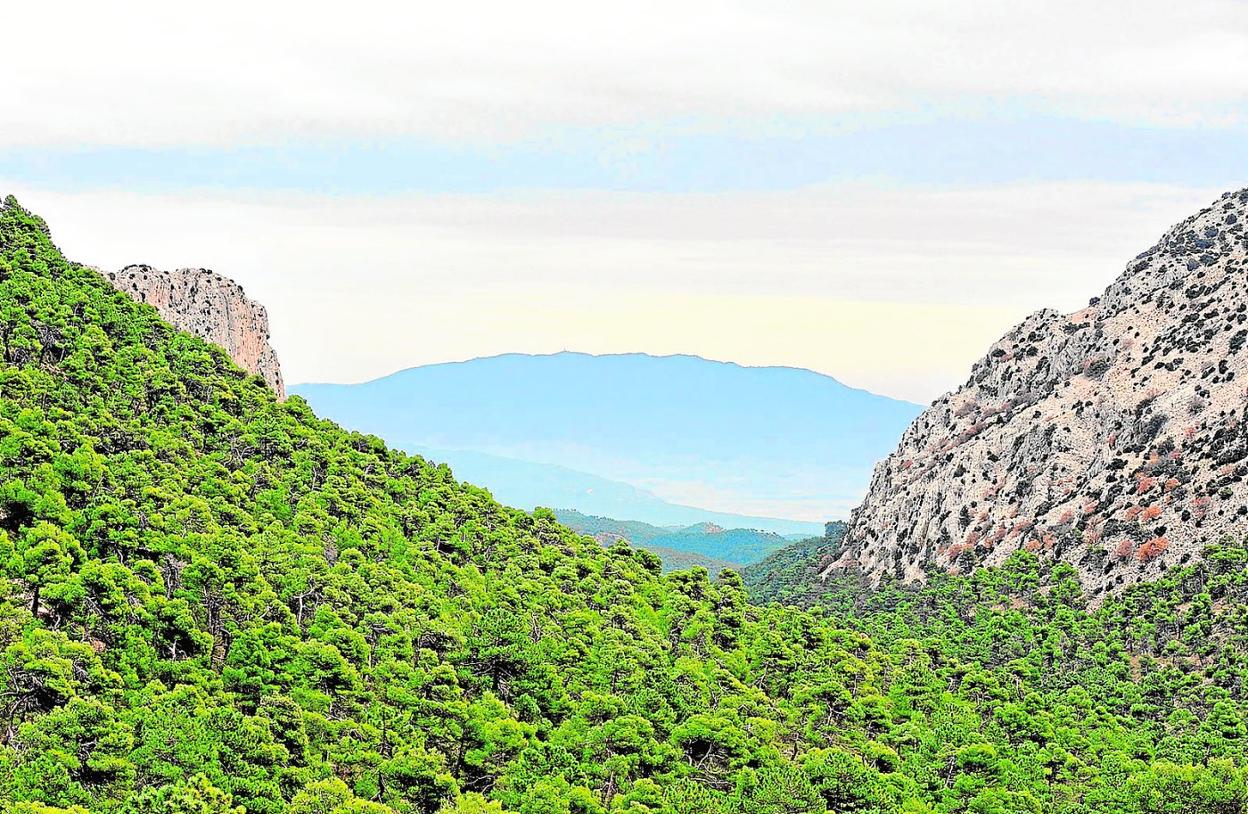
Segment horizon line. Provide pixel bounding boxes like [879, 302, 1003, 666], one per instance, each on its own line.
[289, 348, 927, 407]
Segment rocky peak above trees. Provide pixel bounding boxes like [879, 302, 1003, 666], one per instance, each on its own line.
[830, 188, 1248, 597]
[107, 264, 285, 398]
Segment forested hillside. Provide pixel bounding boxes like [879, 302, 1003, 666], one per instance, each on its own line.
[740, 524, 847, 605]
[7, 195, 1248, 814]
[835, 189, 1248, 594]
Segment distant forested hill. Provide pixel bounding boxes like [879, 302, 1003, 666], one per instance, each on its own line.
[740, 523, 848, 604]
[552, 509, 677, 545]
[292, 351, 921, 528]
[555, 510, 794, 570]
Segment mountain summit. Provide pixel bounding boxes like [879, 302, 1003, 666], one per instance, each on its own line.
[832, 188, 1248, 596]
[293, 352, 921, 525]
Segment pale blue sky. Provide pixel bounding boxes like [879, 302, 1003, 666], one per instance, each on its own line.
[3, 116, 1245, 194]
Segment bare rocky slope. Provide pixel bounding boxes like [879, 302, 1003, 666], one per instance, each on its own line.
[108, 264, 284, 397]
[829, 188, 1248, 597]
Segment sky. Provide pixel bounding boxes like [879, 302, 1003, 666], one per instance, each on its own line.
[3, 0, 1247, 403]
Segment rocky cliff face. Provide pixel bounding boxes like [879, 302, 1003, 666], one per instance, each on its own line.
[831, 188, 1248, 597]
[108, 265, 285, 398]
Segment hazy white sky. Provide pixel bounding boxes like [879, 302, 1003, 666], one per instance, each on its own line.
[3, 0, 1247, 402]
[13, 181, 1222, 402]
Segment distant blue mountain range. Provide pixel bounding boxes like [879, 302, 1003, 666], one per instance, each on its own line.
[291, 351, 921, 528]
[408, 445, 821, 536]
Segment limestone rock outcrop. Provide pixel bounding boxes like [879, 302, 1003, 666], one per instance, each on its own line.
[108, 265, 284, 398]
[831, 189, 1248, 596]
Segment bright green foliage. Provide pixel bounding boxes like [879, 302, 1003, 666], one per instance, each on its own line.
[3, 195, 1248, 814]
[739, 524, 845, 604]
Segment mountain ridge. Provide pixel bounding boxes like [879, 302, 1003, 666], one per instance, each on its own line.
[832, 186, 1248, 596]
[554, 508, 795, 567]
[292, 350, 923, 524]
[294, 350, 921, 408]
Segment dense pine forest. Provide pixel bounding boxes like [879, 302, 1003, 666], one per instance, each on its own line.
[5, 194, 1248, 814]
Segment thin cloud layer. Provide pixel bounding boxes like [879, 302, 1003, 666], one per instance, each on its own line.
[6, 0, 1247, 149]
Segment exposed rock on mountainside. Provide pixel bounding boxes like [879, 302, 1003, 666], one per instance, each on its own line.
[108, 264, 285, 397]
[831, 188, 1248, 596]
